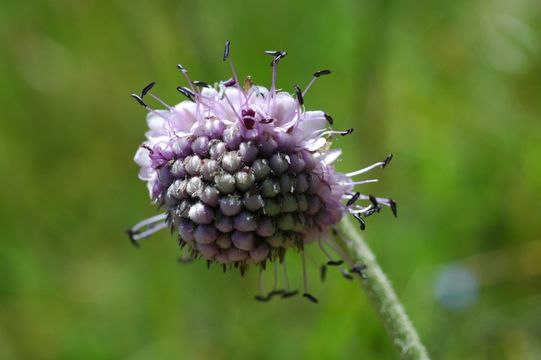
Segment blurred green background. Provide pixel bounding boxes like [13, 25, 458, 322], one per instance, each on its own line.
[1, 0, 540, 359]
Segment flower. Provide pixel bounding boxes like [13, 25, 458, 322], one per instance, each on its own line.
[128, 42, 396, 302]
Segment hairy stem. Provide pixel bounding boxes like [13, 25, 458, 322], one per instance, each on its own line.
[336, 217, 430, 359]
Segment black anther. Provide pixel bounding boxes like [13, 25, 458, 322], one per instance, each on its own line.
[340, 268, 353, 280]
[341, 128, 354, 136]
[314, 69, 332, 78]
[126, 229, 140, 248]
[382, 153, 393, 168]
[324, 113, 334, 125]
[223, 78, 236, 87]
[303, 293, 319, 304]
[320, 265, 327, 282]
[352, 213, 366, 230]
[254, 295, 270, 302]
[351, 264, 368, 279]
[294, 85, 304, 105]
[176, 86, 195, 102]
[281, 290, 299, 298]
[268, 290, 286, 299]
[326, 260, 344, 266]
[130, 94, 147, 107]
[141, 82, 155, 97]
[176, 64, 187, 73]
[347, 192, 361, 206]
[223, 40, 230, 61]
[192, 80, 211, 88]
[389, 199, 398, 217]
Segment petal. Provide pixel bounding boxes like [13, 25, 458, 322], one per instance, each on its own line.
[272, 92, 297, 127]
[322, 149, 342, 164]
[170, 101, 197, 133]
[298, 111, 327, 135]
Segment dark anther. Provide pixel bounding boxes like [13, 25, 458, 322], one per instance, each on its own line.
[177, 256, 193, 264]
[340, 268, 354, 281]
[130, 94, 147, 107]
[352, 213, 366, 230]
[264, 50, 281, 56]
[266, 50, 287, 66]
[177, 64, 187, 73]
[294, 85, 304, 106]
[389, 199, 398, 217]
[303, 293, 319, 304]
[223, 78, 236, 87]
[141, 144, 153, 153]
[176, 86, 195, 102]
[281, 290, 299, 298]
[351, 264, 368, 279]
[239, 264, 247, 276]
[346, 192, 361, 206]
[341, 128, 354, 136]
[365, 195, 381, 217]
[382, 153, 393, 168]
[260, 118, 274, 124]
[326, 260, 344, 266]
[223, 40, 231, 61]
[268, 290, 286, 299]
[192, 80, 211, 88]
[244, 117, 255, 130]
[320, 264, 327, 282]
[241, 108, 256, 117]
[126, 229, 140, 248]
[324, 113, 334, 125]
[141, 82, 156, 97]
[254, 295, 270, 302]
[314, 69, 332, 78]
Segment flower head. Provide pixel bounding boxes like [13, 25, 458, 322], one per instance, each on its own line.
[128, 42, 396, 302]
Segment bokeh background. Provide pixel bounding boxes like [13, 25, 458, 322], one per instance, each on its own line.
[1, 0, 540, 359]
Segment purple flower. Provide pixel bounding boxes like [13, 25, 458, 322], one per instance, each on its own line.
[128, 42, 396, 302]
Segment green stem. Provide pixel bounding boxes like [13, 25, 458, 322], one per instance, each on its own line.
[336, 217, 430, 360]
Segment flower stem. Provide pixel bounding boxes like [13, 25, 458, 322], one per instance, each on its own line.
[336, 217, 430, 360]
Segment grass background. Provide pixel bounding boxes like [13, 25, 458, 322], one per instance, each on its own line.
[1, 0, 540, 359]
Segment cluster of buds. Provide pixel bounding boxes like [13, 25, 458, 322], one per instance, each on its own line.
[128, 42, 396, 302]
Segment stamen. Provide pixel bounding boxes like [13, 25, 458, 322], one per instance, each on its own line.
[301, 248, 318, 303]
[359, 195, 397, 217]
[265, 50, 287, 97]
[346, 192, 361, 206]
[302, 69, 332, 97]
[326, 260, 344, 266]
[351, 264, 368, 279]
[141, 81, 155, 96]
[130, 213, 167, 232]
[192, 80, 211, 88]
[222, 41, 247, 101]
[346, 154, 394, 177]
[324, 113, 334, 125]
[223, 40, 230, 61]
[320, 128, 354, 137]
[127, 221, 168, 246]
[176, 64, 197, 93]
[344, 179, 379, 186]
[176, 86, 196, 102]
[320, 264, 327, 282]
[340, 268, 354, 280]
[294, 84, 304, 106]
[352, 213, 366, 230]
[131, 94, 171, 121]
